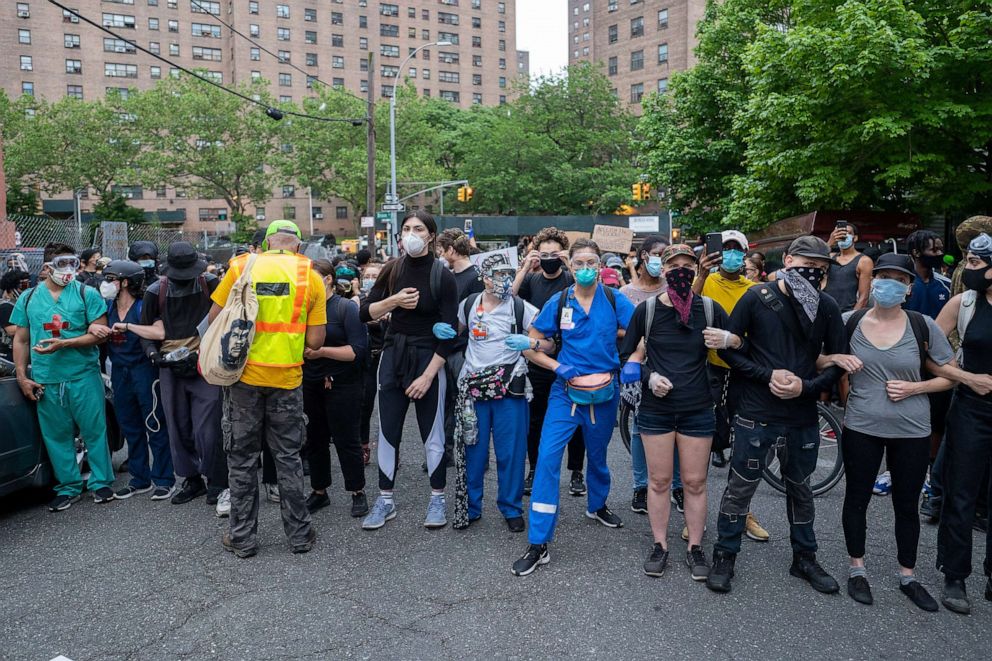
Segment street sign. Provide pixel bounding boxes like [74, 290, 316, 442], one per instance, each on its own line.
[628, 216, 660, 233]
[375, 211, 391, 221]
[381, 203, 405, 212]
[360, 216, 375, 228]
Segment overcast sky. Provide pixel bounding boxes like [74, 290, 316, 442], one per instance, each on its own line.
[517, 0, 568, 78]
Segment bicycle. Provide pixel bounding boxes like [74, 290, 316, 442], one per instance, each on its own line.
[617, 400, 845, 496]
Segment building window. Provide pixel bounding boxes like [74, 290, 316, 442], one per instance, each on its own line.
[66, 85, 84, 99]
[631, 16, 644, 38]
[336, 206, 349, 220]
[472, 74, 481, 86]
[104, 37, 136, 53]
[279, 95, 292, 103]
[608, 25, 617, 44]
[250, 47, 260, 61]
[608, 56, 617, 76]
[438, 12, 458, 26]
[304, 8, 316, 22]
[22, 81, 34, 97]
[18, 29, 31, 45]
[332, 77, 344, 87]
[382, 85, 395, 97]
[20, 56, 33, 71]
[658, 9, 669, 29]
[190, 0, 219, 13]
[16, 3, 30, 18]
[282, 185, 295, 198]
[66, 58, 83, 74]
[439, 70, 459, 83]
[657, 78, 668, 94]
[332, 34, 344, 48]
[472, 17, 481, 29]
[381, 23, 399, 37]
[167, 19, 178, 32]
[499, 94, 506, 105]
[380, 3, 398, 17]
[439, 51, 459, 64]
[63, 8, 80, 23]
[440, 90, 460, 103]
[359, 37, 368, 50]
[249, 24, 260, 37]
[304, 31, 316, 44]
[497, 2, 505, 14]
[332, 11, 343, 25]
[148, 17, 159, 30]
[333, 56, 345, 69]
[630, 50, 644, 71]
[192, 46, 222, 61]
[360, 79, 369, 93]
[105, 63, 138, 78]
[657, 43, 668, 64]
[499, 76, 506, 89]
[102, 13, 137, 29]
[439, 31, 459, 45]
[65, 33, 81, 48]
[498, 20, 505, 32]
[631, 82, 644, 103]
[193, 23, 221, 38]
[498, 39, 505, 51]
[249, 1, 258, 15]
[359, 15, 368, 29]
[277, 27, 290, 41]
[498, 57, 506, 69]
[306, 53, 318, 67]
[608, 0, 618, 11]
[276, 4, 289, 19]
[150, 65, 161, 79]
[169, 42, 179, 56]
[381, 65, 398, 78]
[422, 68, 430, 80]
[283, 206, 297, 220]
[278, 73, 292, 86]
[472, 93, 482, 105]
[473, 54, 482, 67]
[381, 44, 400, 58]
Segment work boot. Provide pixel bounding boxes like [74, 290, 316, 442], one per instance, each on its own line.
[941, 578, 971, 615]
[706, 550, 736, 593]
[790, 551, 840, 594]
[745, 512, 770, 542]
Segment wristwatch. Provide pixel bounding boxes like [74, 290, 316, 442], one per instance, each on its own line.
[531, 338, 540, 351]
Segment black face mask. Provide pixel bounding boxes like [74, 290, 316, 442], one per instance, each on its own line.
[963, 266, 992, 292]
[540, 257, 562, 274]
[921, 254, 944, 270]
[791, 266, 825, 288]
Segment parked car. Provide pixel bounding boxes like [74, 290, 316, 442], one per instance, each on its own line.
[0, 358, 125, 499]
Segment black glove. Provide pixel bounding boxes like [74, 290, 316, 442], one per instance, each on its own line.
[147, 350, 162, 367]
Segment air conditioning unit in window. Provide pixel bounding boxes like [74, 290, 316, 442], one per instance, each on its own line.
[18, 10, 30, 18]
[256, 213, 266, 221]
[115, 46, 126, 52]
[314, 213, 324, 219]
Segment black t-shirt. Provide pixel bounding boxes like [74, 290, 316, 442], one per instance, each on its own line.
[722, 283, 845, 426]
[359, 253, 459, 357]
[0, 300, 15, 361]
[620, 297, 728, 414]
[303, 295, 369, 384]
[452, 264, 484, 303]
[519, 270, 574, 312]
[141, 274, 219, 340]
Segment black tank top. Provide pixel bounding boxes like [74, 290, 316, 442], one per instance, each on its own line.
[823, 253, 862, 313]
[961, 294, 992, 401]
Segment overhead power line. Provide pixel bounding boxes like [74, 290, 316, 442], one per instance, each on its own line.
[46, 0, 365, 125]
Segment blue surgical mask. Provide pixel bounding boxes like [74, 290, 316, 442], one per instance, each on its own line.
[575, 267, 598, 287]
[138, 259, 155, 269]
[721, 249, 745, 273]
[838, 236, 854, 250]
[871, 278, 909, 308]
[645, 256, 662, 278]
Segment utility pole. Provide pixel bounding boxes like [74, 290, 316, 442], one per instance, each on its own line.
[365, 52, 376, 254]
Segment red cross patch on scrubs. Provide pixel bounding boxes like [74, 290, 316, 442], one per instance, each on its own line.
[43, 314, 69, 338]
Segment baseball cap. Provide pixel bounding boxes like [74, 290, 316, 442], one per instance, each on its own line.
[721, 230, 749, 251]
[661, 243, 697, 264]
[787, 236, 837, 265]
[262, 220, 302, 250]
[600, 267, 621, 286]
[872, 253, 916, 281]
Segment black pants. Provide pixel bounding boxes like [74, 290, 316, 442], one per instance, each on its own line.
[261, 442, 276, 485]
[360, 352, 382, 445]
[526, 365, 584, 473]
[841, 427, 929, 569]
[709, 365, 735, 453]
[302, 379, 366, 493]
[938, 393, 992, 580]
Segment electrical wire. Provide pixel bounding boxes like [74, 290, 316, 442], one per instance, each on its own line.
[46, 0, 365, 125]
[188, 0, 369, 109]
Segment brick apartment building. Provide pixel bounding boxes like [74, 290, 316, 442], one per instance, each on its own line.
[2, 0, 520, 236]
[567, 0, 704, 112]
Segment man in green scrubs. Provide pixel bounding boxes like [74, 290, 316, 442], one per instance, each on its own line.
[11, 242, 115, 512]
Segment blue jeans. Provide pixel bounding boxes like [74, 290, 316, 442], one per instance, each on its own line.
[631, 420, 681, 492]
[715, 415, 819, 555]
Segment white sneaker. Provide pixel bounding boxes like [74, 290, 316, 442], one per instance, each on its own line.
[265, 483, 281, 504]
[215, 488, 231, 518]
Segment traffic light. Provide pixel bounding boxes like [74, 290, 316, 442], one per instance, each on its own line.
[632, 183, 643, 201]
[457, 186, 474, 202]
[641, 183, 652, 200]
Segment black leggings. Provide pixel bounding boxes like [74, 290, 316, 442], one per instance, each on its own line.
[302, 379, 366, 493]
[842, 427, 929, 569]
[527, 366, 584, 472]
[360, 352, 381, 445]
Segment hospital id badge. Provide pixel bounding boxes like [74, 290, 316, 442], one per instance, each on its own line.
[559, 306, 574, 330]
[470, 320, 488, 340]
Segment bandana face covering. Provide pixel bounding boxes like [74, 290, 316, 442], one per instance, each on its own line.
[664, 266, 695, 326]
[781, 267, 821, 324]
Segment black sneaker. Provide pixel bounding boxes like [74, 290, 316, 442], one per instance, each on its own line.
[48, 494, 81, 513]
[900, 579, 938, 612]
[511, 544, 549, 576]
[644, 543, 669, 577]
[291, 528, 317, 554]
[706, 550, 736, 593]
[506, 516, 525, 533]
[711, 450, 728, 468]
[847, 575, 873, 605]
[150, 485, 176, 501]
[306, 491, 330, 513]
[205, 486, 224, 506]
[92, 487, 115, 504]
[114, 484, 153, 500]
[686, 545, 710, 581]
[569, 471, 587, 496]
[630, 487, 647, 514]
[941, 578, 971, 615]
[171, 478, 207, 505]
[523, 469, 534, 496]
[670, 487, 685, 513]
[790, 551, 840, 594]
[585, 506, 623, 528]
[350, 492, 369, 517]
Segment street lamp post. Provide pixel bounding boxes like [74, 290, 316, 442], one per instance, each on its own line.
[388, 40, 451, 257]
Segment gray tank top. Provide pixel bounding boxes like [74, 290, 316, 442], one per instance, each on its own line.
[824, 254, 863, 312]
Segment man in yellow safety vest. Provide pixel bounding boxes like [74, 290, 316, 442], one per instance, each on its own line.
[208, 220, 327, 557]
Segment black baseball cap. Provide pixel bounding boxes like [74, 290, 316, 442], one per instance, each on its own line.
[787, 236, 837, 265]
[872, 253, 916, 281]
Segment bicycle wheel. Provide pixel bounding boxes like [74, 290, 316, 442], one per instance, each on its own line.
[618, 400, 633, 454]
[761, 402, 845, 496]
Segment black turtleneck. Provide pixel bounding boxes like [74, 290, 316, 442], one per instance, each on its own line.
[359, 252, 458, 357]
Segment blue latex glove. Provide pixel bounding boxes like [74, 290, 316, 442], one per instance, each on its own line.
[555, 364, 581, 381]
[505, 334, 532, 351]
[432, 322, 457, 340]
[620, 361, 642, 384]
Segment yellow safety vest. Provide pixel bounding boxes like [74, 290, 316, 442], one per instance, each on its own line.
[229, 250, 311, 368]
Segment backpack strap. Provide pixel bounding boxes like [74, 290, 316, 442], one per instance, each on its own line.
[702, 295, 714, 327]
[462, 293, 483, 330]
[958, 290, 977, 346]
[905, 310, 930, 376]
[755, 285, 783, 312]
[644, 294, 657, 338]
[844, 309, 870, 350]
[603, 284, 617, 312]
[158, 276, 168, 322]
[430, 258, 442, 304]
[512, 295, 525, 335]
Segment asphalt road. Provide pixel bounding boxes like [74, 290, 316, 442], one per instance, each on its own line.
[1, 411, 989, 661]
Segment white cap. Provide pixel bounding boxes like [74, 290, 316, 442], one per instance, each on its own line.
[721, 230, 749, 251]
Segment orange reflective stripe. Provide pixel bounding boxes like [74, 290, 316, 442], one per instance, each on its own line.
[292, 257, 309, 323]
[247, 358, 304, 367]
[254, 320, 307, 333]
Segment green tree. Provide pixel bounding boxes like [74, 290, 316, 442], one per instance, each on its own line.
[5, 186, 39, 215]
[0, 91, 56, 195]
[90, 190, 145, 224]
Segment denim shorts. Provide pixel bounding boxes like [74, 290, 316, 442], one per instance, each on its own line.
[636, 407, 716, 437]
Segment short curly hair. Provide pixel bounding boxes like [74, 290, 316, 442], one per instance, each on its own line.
[437, 228, 472, 257]
[532, 226, 569, 251]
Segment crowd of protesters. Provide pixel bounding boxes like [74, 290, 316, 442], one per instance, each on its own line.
[3, 213, 991, 615]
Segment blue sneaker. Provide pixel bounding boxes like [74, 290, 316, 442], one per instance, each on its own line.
[424, 494, 447, 529]
[873, 471, 891, 496]
[361, 495, 396, 530]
